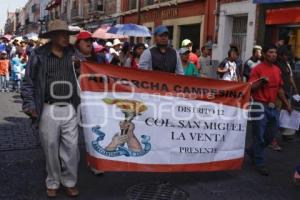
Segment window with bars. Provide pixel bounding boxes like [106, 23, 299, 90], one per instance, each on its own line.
[231, 16, 248, 61]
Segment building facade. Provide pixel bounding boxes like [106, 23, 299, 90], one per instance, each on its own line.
[84, 0, 121, 31]
[255, 0, 300, 96]
[4, 12, 16, 34]
[22, 0, 41, 33]
[255, 0, 300, 60]
[121, 0, 213, 50]
[43, 0, 121, 31]
[212, 0, 257, 62]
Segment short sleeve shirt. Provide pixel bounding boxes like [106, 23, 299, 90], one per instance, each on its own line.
[189, 52, 199, 68]
[249, 62, 283, 103]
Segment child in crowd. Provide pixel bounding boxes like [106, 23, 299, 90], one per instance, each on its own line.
[0, 51, 10, 92]
[11, 52, 26, 93]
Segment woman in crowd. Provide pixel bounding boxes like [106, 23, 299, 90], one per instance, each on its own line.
[93, 42, 108, 64]
[178, 47, 199, 77]
[74, 31, 98, 62]
[120, 42, 131, 66]
[124, 43, 145, 69]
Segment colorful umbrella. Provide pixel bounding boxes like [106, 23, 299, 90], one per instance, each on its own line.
[92, 25, 128, 39]
[107, 24, 152, 37]
[1, 34, 12, 41]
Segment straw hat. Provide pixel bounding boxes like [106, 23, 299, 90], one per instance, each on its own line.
[39, 20, 79, 39]
[113, 39, 122, 46]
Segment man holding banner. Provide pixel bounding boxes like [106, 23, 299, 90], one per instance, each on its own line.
[80, 55, 251, 173]
[247, 44, 292, 176]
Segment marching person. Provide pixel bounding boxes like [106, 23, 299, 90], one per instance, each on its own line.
[277, 49, 299, 142]
[178, 47, 199, 77]
[246, 44, 292, 176]
[243, 45, 262, 81]
[74, 31, 98, 63]
[11, 52, 26, 93]
[0, 51, 10, 92]
[277, 49, 298, 99]
[199, 45, 214, 79]
[181, 39, 199, 68]
[21, 20, 80, 198]
[93, 42, 108, 64]
[105, 41, 113, 64]
[120, 42, 131, 66]
[110, 39, 122, 65]
[139, 25, 183, 74]
[124, 43, 145, 69]
[217, 48, 239, 82]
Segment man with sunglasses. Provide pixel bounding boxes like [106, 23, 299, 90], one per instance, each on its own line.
[139, 25, 183, 74]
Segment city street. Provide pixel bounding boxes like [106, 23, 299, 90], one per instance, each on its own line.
[1, 92, 300, 200]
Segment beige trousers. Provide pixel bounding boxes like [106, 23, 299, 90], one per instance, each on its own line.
[39, 103, 79, 189]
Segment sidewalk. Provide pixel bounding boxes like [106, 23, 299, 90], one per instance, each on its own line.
[0, 93, 300, 200]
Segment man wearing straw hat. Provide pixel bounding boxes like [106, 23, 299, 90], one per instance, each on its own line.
[21, 20, 80, 198]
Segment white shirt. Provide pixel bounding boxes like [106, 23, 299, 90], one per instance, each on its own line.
[222, 61, 238, 81]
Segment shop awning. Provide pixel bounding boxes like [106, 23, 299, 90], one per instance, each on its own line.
[266, 7, 300, 25]
[45, 0, 61, 10]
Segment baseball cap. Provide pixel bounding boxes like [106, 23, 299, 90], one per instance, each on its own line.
[178, 48, 190, 55]
[253, 45, 262, 50]
[76, 31, 93, 41]
[182, 39, 192, 47]
[154, 25, 169, 35]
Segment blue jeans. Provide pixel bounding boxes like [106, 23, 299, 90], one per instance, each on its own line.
[250, 103, 279, 166]
[0, 75, 7, 90]
[13, 80, 20, 91]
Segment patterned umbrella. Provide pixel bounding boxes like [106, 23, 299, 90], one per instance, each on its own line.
[92, 25, 128, 39]
[107, 24, 152, 37]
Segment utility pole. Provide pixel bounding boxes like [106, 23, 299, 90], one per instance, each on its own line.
[137, 0, 141, 25]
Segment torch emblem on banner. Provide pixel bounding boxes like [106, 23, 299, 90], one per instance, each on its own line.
[91, 98, 151, 157]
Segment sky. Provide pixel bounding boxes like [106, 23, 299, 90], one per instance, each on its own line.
[0, 0, 28, 33]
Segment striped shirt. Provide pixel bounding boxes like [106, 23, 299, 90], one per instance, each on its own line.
[44, 51, 77, 103]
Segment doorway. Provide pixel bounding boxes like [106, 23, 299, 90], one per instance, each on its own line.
[179, 23, 201, 52]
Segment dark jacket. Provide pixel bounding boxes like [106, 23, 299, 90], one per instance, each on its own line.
[21, 43, 79, 125]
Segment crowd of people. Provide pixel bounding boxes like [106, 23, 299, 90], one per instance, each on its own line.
[1, 19, 296, 197]
[0, 37, 42, 93]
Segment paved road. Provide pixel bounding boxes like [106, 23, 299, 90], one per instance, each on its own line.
[0, 93, 300, 200]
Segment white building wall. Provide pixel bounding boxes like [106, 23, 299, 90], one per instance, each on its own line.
[40, 0, 50, 19]
[212, 0, 257, 62]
